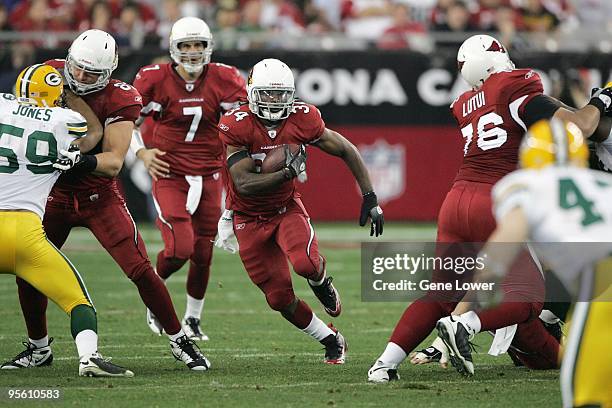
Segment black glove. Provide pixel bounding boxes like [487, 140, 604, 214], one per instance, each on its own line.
[589, 86, 612, 115]
[52, 144, 81, 172]
[359, 191, 384, 237]
[284, 144, 307, 179]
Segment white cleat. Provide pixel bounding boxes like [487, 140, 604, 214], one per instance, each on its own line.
[182, 317, 209, 341]
[79, 352, 134, 377]
[170, 335, 211, 371]
[1, 338, 54, 369]
[436, 316, 475, 376]
[146, 308, 164, 336]
[368, 360, 400, 383]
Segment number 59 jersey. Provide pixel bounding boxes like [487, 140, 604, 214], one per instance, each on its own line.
[493, 167, 612, 285]
[451, 69, 544, 185]
[133, 62, 246, 177]
[0, 93, 85, 219]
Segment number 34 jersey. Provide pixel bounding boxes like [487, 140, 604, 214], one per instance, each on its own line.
[133, 62, 246, 177]
[493, 167, 612, 283]
[0, 94, 85, 219]
[451, 69, 544, 185]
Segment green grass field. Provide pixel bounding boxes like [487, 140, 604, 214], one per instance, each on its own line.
[0, 223, 561, 407]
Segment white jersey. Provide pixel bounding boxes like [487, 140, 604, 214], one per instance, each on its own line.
[0, 93, 87, 219]
[493, 167, 612, 288]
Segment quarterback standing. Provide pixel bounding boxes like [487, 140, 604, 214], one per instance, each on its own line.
[0, 64, 131, 377]
[4, 30, 210, 371]
[368, 35, 612, 381]
[219, 59, 384, 364]
[132, 17, 246, 340]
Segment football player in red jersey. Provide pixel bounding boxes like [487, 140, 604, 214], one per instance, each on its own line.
[218, 58, 384, 364]
[368, 35, 612, 382]
[130, 17, 246, 340]
[4, 29, 211, 372]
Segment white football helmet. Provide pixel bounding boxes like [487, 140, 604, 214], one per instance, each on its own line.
[457, 35, 515, 89]
[169, 17, 213, 74]
[247, 59, 295, 121]
[65, 29, 118, 95]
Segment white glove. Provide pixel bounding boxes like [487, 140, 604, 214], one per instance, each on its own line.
[214, 209, 239, 253]
[52, 146, 81, 172]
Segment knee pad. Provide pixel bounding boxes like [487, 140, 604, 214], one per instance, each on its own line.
[292, 255, 320, 280]
[265, 288, 296, 311]
[128, 261, 155, 283]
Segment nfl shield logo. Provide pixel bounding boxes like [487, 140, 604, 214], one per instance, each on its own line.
[359, 140, 405, 204]
[186, 83, 194, 92]
[268, 130, 277, 139]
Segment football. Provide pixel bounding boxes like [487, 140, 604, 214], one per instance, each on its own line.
[260, 144, 300, 173]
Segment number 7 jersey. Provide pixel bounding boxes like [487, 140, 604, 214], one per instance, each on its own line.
[0, 94, 85, 219]
[133, 62, 246, 176]
[451, 69, 544, 184]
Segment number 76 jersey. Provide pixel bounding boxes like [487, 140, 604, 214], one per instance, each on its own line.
[451, 69, 544, 185]
[133, 62, 246, 177]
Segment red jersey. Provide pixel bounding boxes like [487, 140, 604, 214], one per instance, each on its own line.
[133, 62, 246, 177]
[218, 102, 325, 216]
[45, 59, 142, 191]
[451, 69, 544, 185]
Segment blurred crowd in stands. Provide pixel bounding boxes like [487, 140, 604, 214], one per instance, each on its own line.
[0, 0, 611, 50]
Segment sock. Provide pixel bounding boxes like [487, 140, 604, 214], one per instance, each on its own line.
[302, 312, 334, 341]
[283, 299, 314, 330]
[458, 311, 481, 335]
[156, 250, 187, 280]
[167, 329, 186, 341]
[308, 270, 326, 287]
[29, 335, 49, 348]
[378, 342, 407, 367]
[477, 302, 533, 332]
[75, 329, 98, 360]
[185, 294, 204, 320]
[17, 277, 48, 340]
[389, 298, 455, 353]
[70, 304, 97, 338]
[133, 270, 181, 334]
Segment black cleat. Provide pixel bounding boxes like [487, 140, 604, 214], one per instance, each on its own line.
[436, 317, 475, 376]
[79, 352, 134, 377]
[1, 338, 54, 369]
[309, 276, 342, 317]
[170, 335, 211, 371]
[321, 324, 347, 364]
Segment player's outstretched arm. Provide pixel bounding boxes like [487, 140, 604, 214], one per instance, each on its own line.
[552, 85, 612, 138]
[62, 90, 103, 153]
[226, 145, 291, 196]
[312, 128, 384, 236]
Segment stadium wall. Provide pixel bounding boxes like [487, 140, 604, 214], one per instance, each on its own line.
[27, 49, 612, 221]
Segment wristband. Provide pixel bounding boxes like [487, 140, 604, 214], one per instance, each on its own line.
[71, 154, 97, 174]
[588, 97, 606, 115]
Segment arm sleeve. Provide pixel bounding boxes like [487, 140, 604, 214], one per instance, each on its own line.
[521, 94, 562, 129]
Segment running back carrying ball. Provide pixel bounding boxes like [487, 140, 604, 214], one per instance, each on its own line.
[260, 144, 302, 173]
